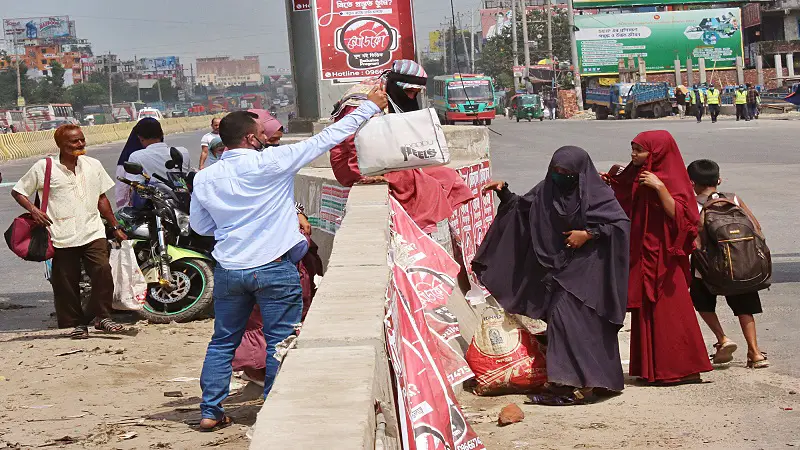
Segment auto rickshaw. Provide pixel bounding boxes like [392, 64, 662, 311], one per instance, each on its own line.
[511, 94, 544, 122]
[494, 92, 506, 116]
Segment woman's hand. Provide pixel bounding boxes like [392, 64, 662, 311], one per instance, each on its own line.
[599, 172, 613, 186]
[563, 230, 592, 249]
[298, 213, 311, 236]
[482, 180, 507, 193]
[638, 171, 665, 191]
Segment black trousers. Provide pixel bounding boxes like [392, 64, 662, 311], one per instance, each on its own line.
[708, 104, 720, 122]
[51, 238, 113, 328]
[736, 104, 748, 121]
[695, 105, 705, 122]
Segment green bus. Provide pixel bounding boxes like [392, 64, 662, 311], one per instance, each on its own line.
[431, 74, 497, 125]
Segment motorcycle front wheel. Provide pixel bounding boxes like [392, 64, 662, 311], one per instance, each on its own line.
[137, 258, 214, 324]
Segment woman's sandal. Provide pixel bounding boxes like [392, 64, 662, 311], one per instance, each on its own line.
[711, 341, 738, 364]
[199, 415, 233, 432]
[94, 318, 125, 333]
[747, 352, 770, 369]
[68, 326, 89, 340]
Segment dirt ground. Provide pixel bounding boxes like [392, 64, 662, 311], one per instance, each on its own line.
[458, 325, 800, 450]
[0, 314, 254, 450]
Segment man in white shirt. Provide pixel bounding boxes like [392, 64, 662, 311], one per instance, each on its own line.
[192, 87, 388, 431]
[199, 118, 221, 169]
[12, 125, 128, 339]
[125, 119, 191, 202]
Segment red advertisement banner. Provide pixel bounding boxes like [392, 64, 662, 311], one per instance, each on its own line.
[386, 267, 485, 450]
[450, 161, 494, 305]
[314, 0, 417, 82]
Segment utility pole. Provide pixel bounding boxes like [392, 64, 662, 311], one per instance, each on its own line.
[520, 0, 531, 81]
[470, 10, 476, 73]
[107, 52, 114, 107]
[135, 54, 141, 102]
[546, 0, 554, 61]
[190, 64, 195, 96]
[441, 24, 448, 73]
[157, 79, 163, 102]
[458, 13, 470, 72]
[511, 0, 520, 92]
[13, 34, 23, 106]
[566, 0, 583, 109]
[450, 20, 457, 73]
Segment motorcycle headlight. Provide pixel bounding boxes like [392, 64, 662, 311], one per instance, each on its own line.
[175, 210, 191, 236]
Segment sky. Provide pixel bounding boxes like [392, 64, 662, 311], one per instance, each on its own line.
[0, 0, 482, 71]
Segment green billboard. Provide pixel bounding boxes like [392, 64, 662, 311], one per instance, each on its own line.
[574, 0, 742, 8]
[575, 8, 743, 76]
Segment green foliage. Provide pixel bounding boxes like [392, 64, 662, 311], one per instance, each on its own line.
[66, 82, 107, 110]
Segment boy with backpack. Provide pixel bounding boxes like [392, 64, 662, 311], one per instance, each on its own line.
[688, 159, 771, 369]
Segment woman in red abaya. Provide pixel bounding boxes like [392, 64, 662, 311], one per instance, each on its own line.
[608, 130, 712, 385]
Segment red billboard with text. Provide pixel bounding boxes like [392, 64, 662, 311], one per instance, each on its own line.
[314, 0, 417, 82]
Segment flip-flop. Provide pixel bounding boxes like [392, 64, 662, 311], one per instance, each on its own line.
[68, 326, 89, 340]
[199, 415, 233, 432]
[711, 341, 738, 364]
[747, 352, 770, 369]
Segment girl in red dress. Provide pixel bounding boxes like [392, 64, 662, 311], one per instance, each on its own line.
[607, 130, 713, 384]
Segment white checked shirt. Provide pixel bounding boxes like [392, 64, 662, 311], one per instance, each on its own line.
[13, 156, 114, 248]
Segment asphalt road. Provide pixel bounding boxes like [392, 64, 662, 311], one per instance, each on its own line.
[489, 114, 800, 381]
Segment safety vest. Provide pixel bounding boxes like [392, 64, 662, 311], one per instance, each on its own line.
[707, 89, 721, 105]
[735, 90, 747, 105]
[690, 91, 705, 105]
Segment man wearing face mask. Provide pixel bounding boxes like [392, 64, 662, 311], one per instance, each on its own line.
[190, 87, 388, 432]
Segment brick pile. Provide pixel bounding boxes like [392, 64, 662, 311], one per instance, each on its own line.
[557, 89, 580, 119]
[648, 68, 789, 90]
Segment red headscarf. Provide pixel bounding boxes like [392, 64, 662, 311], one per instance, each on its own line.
[611, 130, 699, 309]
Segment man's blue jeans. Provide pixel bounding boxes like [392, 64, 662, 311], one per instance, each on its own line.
[200, 258, 302, 420]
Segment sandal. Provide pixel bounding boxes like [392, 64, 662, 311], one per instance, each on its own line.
[68, 326, 89, 340]
[656, 374, 704, 387]
[526, 388, 595, 406]
[199, 415, 233, 432]
[94, 318, 125, 333]
[711, 341, 738, 364]
[747, 352, 770, 369]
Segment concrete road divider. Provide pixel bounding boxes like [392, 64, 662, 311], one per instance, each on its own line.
[0, 114, 224, 163]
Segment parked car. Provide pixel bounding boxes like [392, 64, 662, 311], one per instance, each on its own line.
[137, 108, 164, 121]
[38, 119, 78, 130]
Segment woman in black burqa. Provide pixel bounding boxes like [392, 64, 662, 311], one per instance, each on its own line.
[473, 146, 631, 404]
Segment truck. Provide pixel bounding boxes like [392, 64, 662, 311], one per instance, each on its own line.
[586, 82, 671, 120]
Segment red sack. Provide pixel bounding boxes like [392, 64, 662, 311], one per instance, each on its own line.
[4, 158, 54, 262]
[466, 306, 547, 396]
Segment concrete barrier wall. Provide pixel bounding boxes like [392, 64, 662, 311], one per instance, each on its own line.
[0, 115, 223, 163]
[251, 126, 491, 450]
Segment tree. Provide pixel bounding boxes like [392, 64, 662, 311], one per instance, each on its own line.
[87, 71, 138, 104]
[66, 82, 107, 110]
[32, 62, 67, 103]
[140, 78, 178, 103]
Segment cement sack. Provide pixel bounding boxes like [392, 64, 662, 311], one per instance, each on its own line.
[354, 108, 450, 177]
[466, 306, 547, 396]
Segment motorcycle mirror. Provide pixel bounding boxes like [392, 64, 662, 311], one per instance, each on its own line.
[123, 162, 144, 175]
[165, 160, 175, 170]
[169, 147, 184, 170]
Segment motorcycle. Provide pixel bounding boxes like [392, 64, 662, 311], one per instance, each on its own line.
[83, 148, 215, 323]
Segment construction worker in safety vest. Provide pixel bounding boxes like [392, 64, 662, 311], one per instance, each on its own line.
[689, 85, 706, 123]
[706, 83, 722, 123]
[735, 85, 749, 122]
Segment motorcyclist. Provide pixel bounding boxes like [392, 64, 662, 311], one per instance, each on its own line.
[125, 119, 192, 207]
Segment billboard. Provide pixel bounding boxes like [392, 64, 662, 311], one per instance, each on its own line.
[141, 56, 179, 72]
[3, 16, 71, 41]
[429, 31, 442, 53]
[480, 9, 514, 40]
[314, 0, 416, 82]
[576, 8, 743, 76]
[574, 0, 733, 8]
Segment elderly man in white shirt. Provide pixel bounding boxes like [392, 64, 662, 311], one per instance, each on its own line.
[12, 125, 128, 339]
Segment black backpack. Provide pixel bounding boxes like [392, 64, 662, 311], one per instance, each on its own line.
[693, 193, 771, 296]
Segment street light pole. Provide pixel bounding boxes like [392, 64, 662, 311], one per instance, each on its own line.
[511, 0, 520, 92]
[520, 0, 531, 81]
[546, 0, 554, 61]
[13, 34, 23, 105]
[107, 52, 114, 107]
[566, 0, 583, 109]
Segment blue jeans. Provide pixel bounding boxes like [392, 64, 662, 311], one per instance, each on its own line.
[200, 258, 302, 420]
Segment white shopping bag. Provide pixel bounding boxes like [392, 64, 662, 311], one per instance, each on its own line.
[110, 241, 147, 311]
[354, 107, 450, 177]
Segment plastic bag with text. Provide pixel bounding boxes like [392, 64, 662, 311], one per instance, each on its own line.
[466, 306, 548, 396]
[110, 241, 147, 311]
